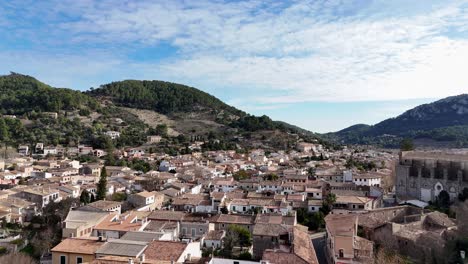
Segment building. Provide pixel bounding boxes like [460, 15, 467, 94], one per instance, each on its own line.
[352, 173, 382, 187]
[325, 214, 374, 264]
[358, 206, 457, 263]
[143, 240, 202, 263]
[104, 131, 120, 140]
[261, 225, 319, 264]
[396, 151, 468, 202]
[79, 200, 122, 214]
[147, 135, 162, 144]
[128, 191, 164, 211]
[92, 211, 150, 239]
[13, 187, 60, 208]
[51, 237, 105, 264]
[62, 210, 109, 238]
[204, 230, 225, 249]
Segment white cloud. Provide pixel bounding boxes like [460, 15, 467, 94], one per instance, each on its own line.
[2, 0, 468, 106]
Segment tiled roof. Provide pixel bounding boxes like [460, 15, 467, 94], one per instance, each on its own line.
[253, 223, 290, 236]
[148, 211, 187, 221]
[51, 237, 105, 255]
[144, 241, 187, 262]
[214, 214, 255, 225]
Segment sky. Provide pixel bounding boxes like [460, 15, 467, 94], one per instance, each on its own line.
[1, 0, 468, 133]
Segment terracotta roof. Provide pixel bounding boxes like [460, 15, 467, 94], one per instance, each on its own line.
[262, 250, 309, 264]
[214, 214, 255, 225]
[253, 223, 290, 236]
[85, 200, 121, 210]
[325, 214, 357, 237]
[255, 214, 296, 226]
[136, 191, 157, 198]
[144, 220, 178, 232]
[94, 212, 146, 232]
[292, 225, 319, 264]
[335, 195, 372, 204]
[51, 237, 105, 255]
[144, 241, 187, 262]
[148, 211, 187, 221]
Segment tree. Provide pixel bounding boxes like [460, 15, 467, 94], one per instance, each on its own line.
[155, 124, 168, 137]
[307, 167, 316, 179]
[458, 187, 468, 202]
[322, 193, 336, 215]
[0, 119, 9, 141]
[233, 170, 249, 181]
[436, 190, 450, 209]
[223, 227, 239, 254]
[400, 138, 414, 151]
[309, 211, 325, 230]
[80, 189, 90, 205]
[230, 225, 252, 249]
[90, 193, 96, 203]
[263, 173, 278, 181]
[96, 167, 107, 200]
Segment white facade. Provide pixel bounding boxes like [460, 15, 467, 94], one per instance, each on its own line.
[353, 177, 381, 187]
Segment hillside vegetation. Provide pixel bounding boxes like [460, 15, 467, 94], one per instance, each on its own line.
[0, 73, 323, 151]
[327, 94, 468, 147]
[0, 72, 99, 114]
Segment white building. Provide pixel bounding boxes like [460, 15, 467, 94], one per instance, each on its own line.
[352, 173, 382, 187]
[104, 131, 120, 139]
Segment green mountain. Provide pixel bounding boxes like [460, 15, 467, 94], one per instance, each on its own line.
[327, 94, 468, 147]
[0, 73, 320, 150]
[0, 72, 99, 114]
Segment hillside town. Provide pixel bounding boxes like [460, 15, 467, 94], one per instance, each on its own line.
[0, 135, 466, 264]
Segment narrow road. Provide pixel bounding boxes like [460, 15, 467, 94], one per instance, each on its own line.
[311, 232, 327, 264]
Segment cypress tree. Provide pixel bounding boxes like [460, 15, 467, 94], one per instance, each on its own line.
[96, 167, 107, 200]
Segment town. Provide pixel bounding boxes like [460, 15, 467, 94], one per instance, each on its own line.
[3, 1, 468, 263]
[0, 133, 466, 264]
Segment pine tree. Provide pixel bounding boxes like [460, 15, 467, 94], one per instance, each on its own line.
[96, 167, 107, 200]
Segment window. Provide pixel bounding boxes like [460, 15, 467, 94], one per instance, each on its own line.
[60, 255, 66, 264]
[77, 257, 83, 264]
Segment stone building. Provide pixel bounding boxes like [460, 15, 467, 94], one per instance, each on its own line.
[358, 206, 457, 264]
[396, 151, 468, 202]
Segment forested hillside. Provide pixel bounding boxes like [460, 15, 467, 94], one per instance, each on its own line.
[0, 73, 321, 150]
[0, 73, 99, 114]
[327, 94, 468, 147]
[88, 79, 290, 132]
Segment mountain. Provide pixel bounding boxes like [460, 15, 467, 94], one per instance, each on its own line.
[327, 94, 468, 147]
[0, 73, 321, 150]
[0, 72, 99, 114]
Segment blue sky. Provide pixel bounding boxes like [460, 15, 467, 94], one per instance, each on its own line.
[1, 0, 468, 132]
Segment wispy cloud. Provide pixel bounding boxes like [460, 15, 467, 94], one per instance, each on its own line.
[1, 0, 468, 107]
